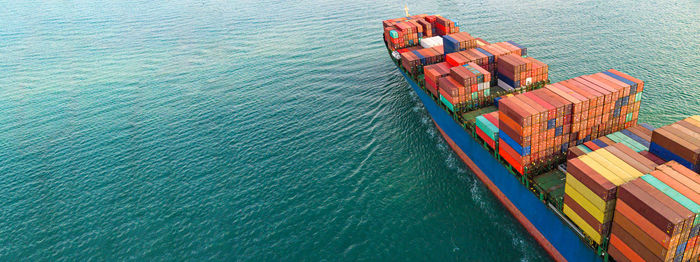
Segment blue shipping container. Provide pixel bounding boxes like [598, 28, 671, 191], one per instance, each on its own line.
[620, 129, 650, 148]
[500, 131, 525, 156]
[640, 123, 656, 131]
[497, 72, 518, 88]
[412, 51, 426, 65]
[475, 48, 494, 64]
[443, 35, 459, 55]
[506, 41, 528, 56]
[602, 71, 636, 89]
[592, 139, 608, 148]
[649, 142, 699, 171]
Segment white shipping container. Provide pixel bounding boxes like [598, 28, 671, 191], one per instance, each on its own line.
[420, 36, 443, 48]
[420, 39, 432, 48]
[498, 79, 514, 91]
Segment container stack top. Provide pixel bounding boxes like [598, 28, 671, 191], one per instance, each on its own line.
[649, 116, 700, 172]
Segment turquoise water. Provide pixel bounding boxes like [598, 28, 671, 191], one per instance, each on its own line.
[1, 0, 698, 260]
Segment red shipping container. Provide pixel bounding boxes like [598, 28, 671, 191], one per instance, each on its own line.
[617, 182, 684, 238]
[517, 95, 548, 125]
[610, 233, 645, 262]
[496, 42, 521, 56]
[524, 92, 556, 120]
[425, 73, 438, 97]
[446, 52, 468, 67]
[450, 66, 476, 87]
[431, 45, 445, 56]
[546, 84, 582, 115]
[477, 127, 496, 149]
[439, 76, 467, 104]
[500, 138, 524, 174]
[616, 200, 673, 249]
[499, 96, 532, 127]
[484, 112, 499, 127]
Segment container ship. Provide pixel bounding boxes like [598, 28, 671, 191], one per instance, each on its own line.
[382, 13, 700, 262]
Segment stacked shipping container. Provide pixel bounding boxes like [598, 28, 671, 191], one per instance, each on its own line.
[649, 116, 700, 172]
[423, 62, 451, 97]
[497, 69, 644, 175]
[439, 63, 492, 112]
[498, 91, 550, 174]
[445, 48, 492, 72]
[496, 54, 548, 90]
[385, 14, 700, 262]
[558, 70, 644, 146]
[480, 42, 530, 82]
[563, 143, 655, 245]
[525, 58, 549, 86]
[444, 42, 532, 87]
[443, 32, 477, 54]
[476, 112, 499, 151]
[399, 46, 444, 74]
[416, 19, 433, 38]
[479, 42, 527, 60]
[608, 162, 700, 262]
[563, 117, 700, 261]
[392, 21, 547, 111]
[433, 16, 458, 35]
[567, 124, 655, 160]
[420, 36, 443, 48]
[383, 15, 458, 51]
[384, 17, 422, 51]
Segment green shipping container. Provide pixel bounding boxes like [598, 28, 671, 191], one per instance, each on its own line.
[440, 95, 455, 112]
[619, 132, 647, 152]
[577, 145, 592, 153]
[607, 132, 645, 152]
[641, 175, 700, 225]
[476, 116, 498, 141]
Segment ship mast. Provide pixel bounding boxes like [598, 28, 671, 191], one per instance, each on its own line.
[404, 4, 409, 17]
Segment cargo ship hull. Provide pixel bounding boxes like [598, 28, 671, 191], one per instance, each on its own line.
[395, 64, 600, 262]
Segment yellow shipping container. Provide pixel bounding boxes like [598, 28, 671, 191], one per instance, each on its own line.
[691, 115, 700, 123]
[586, 152, 635, 183]
[596, 149, 643, 181]
[685, 117, 700, 128]
[565, 173, 613, 212]
[564, 205, 603, 244]
[564, 182, 610, 224]
[578, 155, 625, 186]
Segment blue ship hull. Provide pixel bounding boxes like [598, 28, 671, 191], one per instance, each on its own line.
[396, 65, 601, 262]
